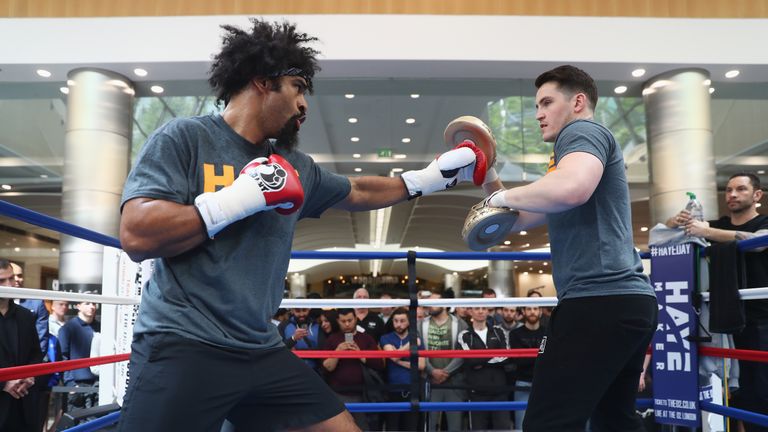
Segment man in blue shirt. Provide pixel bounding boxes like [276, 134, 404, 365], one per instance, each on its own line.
[58, 301, 99, 411]
[380, 308, 425, 431]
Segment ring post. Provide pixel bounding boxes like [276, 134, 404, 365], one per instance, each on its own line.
[406, 250, 421, 414]
[650, 243, 701, 427]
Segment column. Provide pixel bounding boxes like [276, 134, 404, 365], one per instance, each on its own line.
[643, 69, 718, 224]
[59, 69, 134, 294]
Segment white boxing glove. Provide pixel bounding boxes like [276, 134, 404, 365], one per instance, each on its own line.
[194, 154, 304, 238]
[401, 141, 488, 199]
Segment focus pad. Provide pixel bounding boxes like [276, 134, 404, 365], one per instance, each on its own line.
[444, 116, 497, 169]
[462, 202, 519, 251]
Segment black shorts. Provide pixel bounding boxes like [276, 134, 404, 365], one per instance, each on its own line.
[523, 294, 657, 432]
[117, 332, 346, 432]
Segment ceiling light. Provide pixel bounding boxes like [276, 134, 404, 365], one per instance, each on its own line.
[614, 85, 628, 94]
[51, 248, 57, 252]
[393, 154, 407, 159]
[352, 153, 361, 158]
[543, 262, 548, 266]
[522, 243, 530, 248]
[391, 168, 403, 173]
[350, 137, 360, 142]
[348, 117, 358, 124]
[725, 69, 740, 79]
[709, 87, 715, 94]
[405, 118, 416, 124]
[757, 170, 765, 174]
[632, 68, 646, 78]
[13, 247, 20, 252]
[410, 94, 420, 99]
[345, 94, 355, 99]
[640, 226, 649, 232]
[1, 184, 11, 190]
[354, 168, 362, 173]
[59, 87, 69, 95]
[703, 79, 712, 86]
[401, 138, 411, 143]
[150, 85, 164, 94]
[503, 240, 511, 245]
[36, 69, 51, 78]
[523, 271, 529, 275]
[40, 174, 48, 178]
[133, 68, 148, 77]
[529, 267, 533, 271]
[519, 231, 527, 235]
[538, 270, 543, 274]
[545, 242, 550, 247]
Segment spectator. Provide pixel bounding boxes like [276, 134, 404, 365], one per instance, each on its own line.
[380, 307, 425, 431]
[420, 294, 468, 432]
[481, 288, 502, 327]
[278, 306, 324, 372]
[667, 172, 768, 429]
[318, 309, 339, 337]
[271, 308, 289, 327]
[378, 292, 395, 325]
[527, 290, 551, 328]
[457, 306, 511, 431]
[453, 306, 472, 326]
[508, 305, 546, 430]
[48, 300, 69, 338]
[497, 306, 522, 338]
[352, 288, 386, 343]
[0, 258, 44, 432]
[322, 308, 385, 430]
[58, 301, 100, 411]
[12, 263, 50, 356]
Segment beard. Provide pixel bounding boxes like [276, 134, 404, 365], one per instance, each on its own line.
[429, 307, 444, 317]
[274, 115, 301, 151]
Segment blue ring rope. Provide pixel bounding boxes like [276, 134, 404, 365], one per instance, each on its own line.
[60, 411, 120, 432]
[700, 401, 768, 428]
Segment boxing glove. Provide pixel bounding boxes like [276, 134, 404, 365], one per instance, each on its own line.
[194, 154, 304, 237]
[400, 141, 487, 199]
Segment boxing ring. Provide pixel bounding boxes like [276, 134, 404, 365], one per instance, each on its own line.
[1, 198, 768, 432]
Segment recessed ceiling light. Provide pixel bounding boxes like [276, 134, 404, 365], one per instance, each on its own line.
[51, 248, 57, 252]
[757, 170, 765, 174]
[150, 85, 164, 94]
[40, 174, 48, 178]
[1, 184, 11, 190]
[522, 243, 530, 248]
[523, 271, 529, 275]
[405, 118, 416, 124]
[13, 247, 20, 252]
[393, 154, 407, 159]
[709, 87, 715, 94]
[543, 262, 548, 266]
[725, 69, 740, 79]
[36, 69, 51, 78]
[519, 231, 527, 235]
[350, 137, 360, 142]
[59, 87, 69, 95]
[354, 168, 362, 173]
[503, 240, 511, 245]
[640, 226, 649, 232]
[538, 270, 543, 274]
[410, 94, 420, 99]
[401, 138, 411, 143]
[529, 267, 533, 271]
[614, 85, 628, 94]
[391, 168, 403, 173]
[348, 117, 358, 124]
[67, 79, 75, 86]
[345, 94, 355, 99]
[352, 153, 361, 158]
[133, 68, 148, 77]
[632, 68, 646, 78]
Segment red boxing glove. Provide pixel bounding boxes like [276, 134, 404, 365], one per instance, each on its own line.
[240, 154, 304, 215]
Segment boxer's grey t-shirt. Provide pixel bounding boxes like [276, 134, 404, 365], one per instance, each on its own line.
[546, 120, 653, 300]
[122, 115, 351, 350]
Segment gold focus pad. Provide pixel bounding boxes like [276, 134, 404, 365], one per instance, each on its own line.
[462, 202, 519, 251]
[444, 116, 497, 168]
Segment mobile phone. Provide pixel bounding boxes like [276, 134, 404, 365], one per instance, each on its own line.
[298, 323, 308, 330]
[344, 333, 354, 344]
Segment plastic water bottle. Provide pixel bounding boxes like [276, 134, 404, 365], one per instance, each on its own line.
[684, 192, 704, 236]
[684, 192, 704, 221]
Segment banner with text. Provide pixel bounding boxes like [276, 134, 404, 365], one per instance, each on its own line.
[651, 243, 700, 427]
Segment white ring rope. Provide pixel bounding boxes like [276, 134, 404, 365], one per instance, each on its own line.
[4, 285, 768, 307]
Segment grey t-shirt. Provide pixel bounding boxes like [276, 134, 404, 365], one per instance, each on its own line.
[121, 114, 351, 350]
[546, 120, 653, 300]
